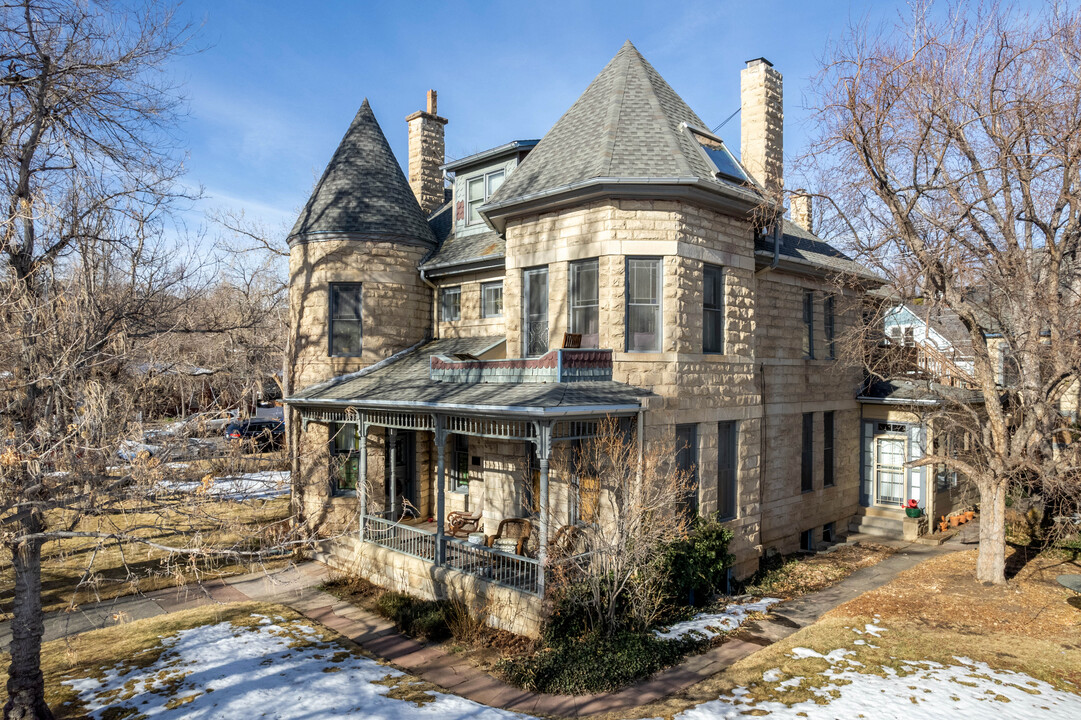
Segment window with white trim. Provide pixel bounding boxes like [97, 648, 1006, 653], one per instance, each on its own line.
[626, 257, 662, 352]
[481, 281, 503, 318]
[441, 286, 461, 322]
[569, 258, 599, 348]
[466, 169, 505, 225]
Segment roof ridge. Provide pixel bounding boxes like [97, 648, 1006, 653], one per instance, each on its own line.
[623, 45, 696, 178]
[599, 45, 632, 178]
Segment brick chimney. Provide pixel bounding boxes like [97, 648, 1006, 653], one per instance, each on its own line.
[406, 90, 448, 216]
[740, 58, 783, 198]
[791, 191, 813, 233]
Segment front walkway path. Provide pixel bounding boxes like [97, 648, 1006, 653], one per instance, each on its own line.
[0, 536, 964, 718]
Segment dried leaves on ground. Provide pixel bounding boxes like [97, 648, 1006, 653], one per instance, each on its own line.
[742, 542, 896, 599]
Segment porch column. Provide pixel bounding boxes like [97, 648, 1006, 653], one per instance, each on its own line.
[358, 414, 368, 540]
[388, 427, 397, 518]
[536, 421, 552, 595]
[434, 415, 447, 565]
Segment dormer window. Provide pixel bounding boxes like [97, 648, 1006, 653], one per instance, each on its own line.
[466, 169, 505, 224]
[682, 124, 751, 184]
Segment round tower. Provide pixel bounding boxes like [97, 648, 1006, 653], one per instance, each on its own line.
[286, 99, 439, 532]
[287, 99, 437, 393]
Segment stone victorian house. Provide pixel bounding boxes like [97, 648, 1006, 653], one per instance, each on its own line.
[285, 42, 879, 636]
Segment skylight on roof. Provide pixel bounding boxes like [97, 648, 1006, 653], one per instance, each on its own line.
[687, 126, 750, 183]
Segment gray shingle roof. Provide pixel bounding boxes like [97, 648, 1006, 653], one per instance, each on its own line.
[289, 336, 648, 415]
[289, 100, 436, 245]
[755, 219, 882, 281]
[860, 378, 983, 405]
[420, 222, 505, 273]
[484, 41, 759, 212]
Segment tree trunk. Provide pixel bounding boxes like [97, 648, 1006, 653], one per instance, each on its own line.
[975, 479, 1008, 584]
[4, 525, 55, 720]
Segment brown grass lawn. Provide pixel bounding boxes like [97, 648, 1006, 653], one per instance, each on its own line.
[0, 454, 292, 617]
[742, 542, 897, 599]
[0, 602, 372, 718]
[606, 546, 1081, 720]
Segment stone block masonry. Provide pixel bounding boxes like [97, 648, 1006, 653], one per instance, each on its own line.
[406, 90, 448, 217]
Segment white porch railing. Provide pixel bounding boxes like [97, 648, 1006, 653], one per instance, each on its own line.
[444, 536, 541, 595]
[360, 513, 542, 595]
[363, 514, 437, 562]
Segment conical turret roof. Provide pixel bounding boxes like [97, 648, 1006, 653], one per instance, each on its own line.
[289, 100, 436, 245]
[484, 41, 759, 221]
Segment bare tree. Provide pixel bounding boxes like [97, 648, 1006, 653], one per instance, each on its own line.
[550, 420, 693, 634]
[802, 1, 1081, 583]
[0, 3, 311, 718]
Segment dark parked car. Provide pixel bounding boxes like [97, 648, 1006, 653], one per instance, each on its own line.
[224, 418, 285, 451]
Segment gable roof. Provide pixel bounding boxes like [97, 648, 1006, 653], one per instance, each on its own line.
[481, 41, 762, 228]
[289, 100, 436, 246]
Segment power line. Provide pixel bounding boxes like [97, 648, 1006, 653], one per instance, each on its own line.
[711, 107, 740, 135]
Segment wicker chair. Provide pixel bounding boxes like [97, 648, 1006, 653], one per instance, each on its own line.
[446, 509, 482, 538]
[548, 524, 584, 559]
[486, 518, 532, 556]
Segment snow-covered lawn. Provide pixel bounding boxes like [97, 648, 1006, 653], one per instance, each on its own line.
[655, 597, 781, 640]
[165, 470, 290, 500]
[64, 613, 531, 720]
[673, 620, 1081, 719]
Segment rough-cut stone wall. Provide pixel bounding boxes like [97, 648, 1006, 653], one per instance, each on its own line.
[433, 268, 506, 339]
[318, 536, 544, 637]
[288, 236, 431, 535]
[755, 272, 864, 554]
[740, 58, 784, 195]
[405, 95, 448, 217]
[288, 237, 431, 392]
[502, 199, 767, 576]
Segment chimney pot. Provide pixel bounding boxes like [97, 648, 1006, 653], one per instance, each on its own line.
[740, 57, 784, 199]
[427, 89, 437, 115]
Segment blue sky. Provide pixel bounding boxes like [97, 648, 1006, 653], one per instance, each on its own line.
[169, 0, 947, 236]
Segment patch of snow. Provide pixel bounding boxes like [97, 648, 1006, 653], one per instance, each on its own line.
[675, 622, 1081, 719]
[654, 598, 781, 641]
[163, 470, 290, 500]
[863, 622, 886, 637]
[65, 615, 533, 720]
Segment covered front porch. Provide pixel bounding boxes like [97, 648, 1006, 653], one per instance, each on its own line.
[299, 405, 637, 597]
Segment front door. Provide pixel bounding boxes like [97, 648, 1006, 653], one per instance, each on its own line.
[874, 435, 906, 506]
[385, 430, 416, 517]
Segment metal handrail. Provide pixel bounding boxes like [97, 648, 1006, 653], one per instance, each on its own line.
[443, 535, 541, 595]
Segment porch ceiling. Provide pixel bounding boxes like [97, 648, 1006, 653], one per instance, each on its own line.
[287, 336, 649, 418]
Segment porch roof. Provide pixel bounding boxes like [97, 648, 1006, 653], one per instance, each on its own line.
[287, 336, 649, 417]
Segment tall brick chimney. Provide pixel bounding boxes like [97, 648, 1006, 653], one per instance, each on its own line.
[740, 58, 783, 198]
[791, 191, 813, 233]
[406, 90, 448, 216]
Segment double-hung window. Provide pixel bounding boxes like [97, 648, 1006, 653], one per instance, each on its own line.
[523, 267, 549, 356]
[717, 421, 738, 520]
[451, 435, 469, 491]
[823, 411, 835, 487]
[626, 257, 662, 352]
[329, 283, 363, 357]
[481, 281, 503, 318]
[824, 295, 836, 359]
[466, 169, 505, 225]
[329, 422, 359, 493]
[802, 290, 815, 359]
[675, 424, 699, 519]
[703, 264, 725, 354]
[569, 259, 599, 348]
[441, 286, 461, 322]
[801, 412, 814, 492]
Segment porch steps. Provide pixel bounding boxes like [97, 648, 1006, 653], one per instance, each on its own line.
[847, 512, 904, 538]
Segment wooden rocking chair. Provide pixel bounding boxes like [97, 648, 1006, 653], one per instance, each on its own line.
[486, 518, 532, 556]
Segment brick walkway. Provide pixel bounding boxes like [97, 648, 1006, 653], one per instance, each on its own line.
[1, 538, 962, 717]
